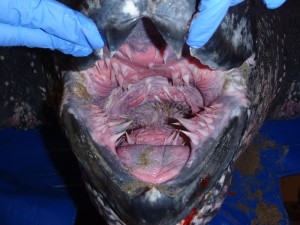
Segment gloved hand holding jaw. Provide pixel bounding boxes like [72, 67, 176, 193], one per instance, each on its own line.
[0, 0, 104, 57]
[187, 0, 286, 49]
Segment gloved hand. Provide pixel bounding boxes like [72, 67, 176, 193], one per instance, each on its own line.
[0, 0, 104, 56]
[187, 0, 286, 49]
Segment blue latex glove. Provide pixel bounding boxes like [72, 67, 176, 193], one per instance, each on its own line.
[0, 0, 104, 56]
[187, 0, 286, 49]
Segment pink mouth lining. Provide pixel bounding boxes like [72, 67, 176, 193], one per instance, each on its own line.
[65, 43, 250, 184]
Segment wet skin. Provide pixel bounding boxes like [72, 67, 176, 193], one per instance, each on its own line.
[0, 0, 299, 224]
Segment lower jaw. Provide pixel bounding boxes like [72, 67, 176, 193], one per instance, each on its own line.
[84, 165, 233, 225]
[62, 100, 249, 225]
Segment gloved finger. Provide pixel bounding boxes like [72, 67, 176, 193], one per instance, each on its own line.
[31, 0, 104, 50]
[263, 0, 286, 9]
[75, 11, 105, 50]
[0, 23, 93, 57]
[0, 0, 104, 50]
[187, 0, 233, 48]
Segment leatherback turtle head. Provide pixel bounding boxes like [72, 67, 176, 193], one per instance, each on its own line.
[59, 0, 270, 224]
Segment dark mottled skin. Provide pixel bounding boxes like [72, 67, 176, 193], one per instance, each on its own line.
[0, 47, 64, 129]
[0, 0, 299, 224]
[267, 0, 300, 119]
[0, 48, 47, 128]
[226, 0, 299, 154]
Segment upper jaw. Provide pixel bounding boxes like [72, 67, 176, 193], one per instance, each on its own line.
[84, 0, 195, 58]
[77, 0, 253, 71]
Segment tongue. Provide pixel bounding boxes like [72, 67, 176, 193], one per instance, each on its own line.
[117, 145, 190, 183]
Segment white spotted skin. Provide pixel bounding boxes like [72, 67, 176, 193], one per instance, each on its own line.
[176, 166, 232, 225]
[145, 187, 162, 204]
[269, 80, 300, 118]
[220, 5, 253, 55]
[86, 183, 126, 225]
[221, 14, 253, 53]
[239, 11, 288, 149]
[83, 166, 232, 225]
[80, 0, 102, 16]
[0, 48, 46, 129]
[122, 0, 140, 17]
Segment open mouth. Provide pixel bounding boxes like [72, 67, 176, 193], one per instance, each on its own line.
[62, 19, 252, 184]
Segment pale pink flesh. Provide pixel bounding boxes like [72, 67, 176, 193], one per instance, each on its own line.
[117, 144, 190, 184]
